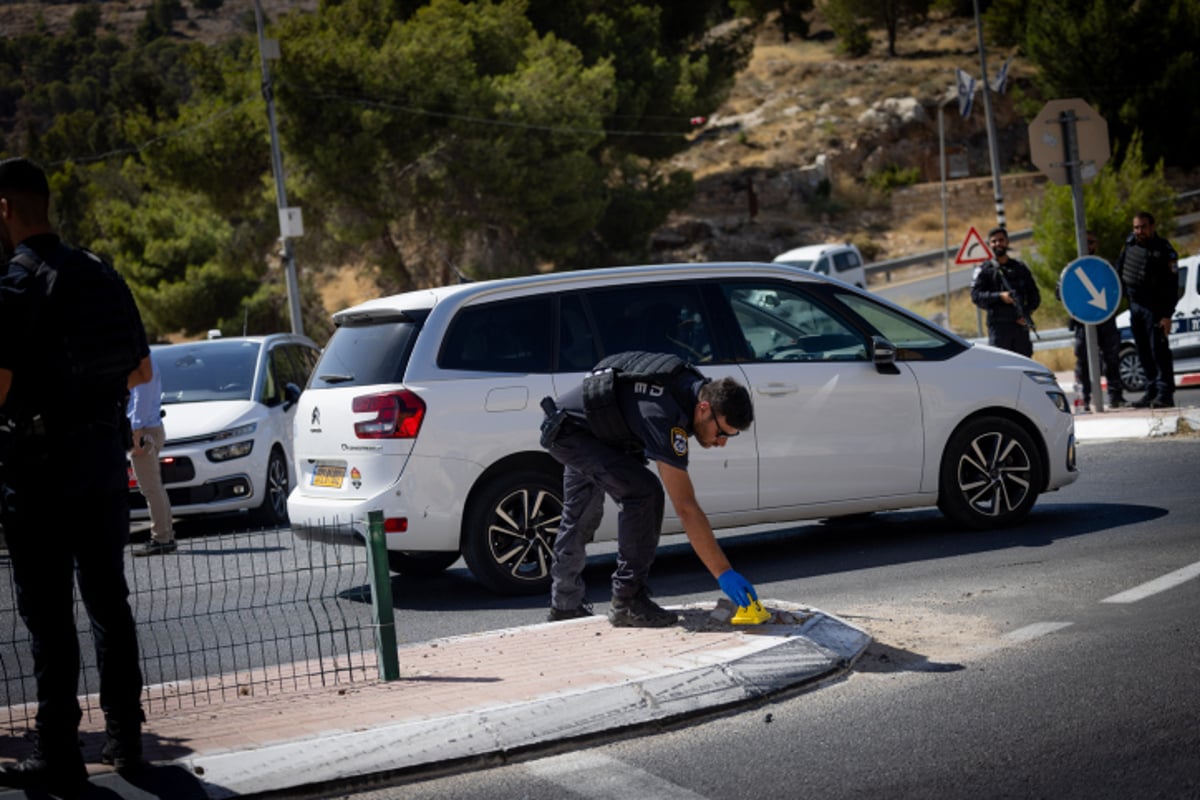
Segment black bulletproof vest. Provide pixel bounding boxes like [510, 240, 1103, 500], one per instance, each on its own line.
[1120, 241, 1149, 288]
[581, 351, 705, 447]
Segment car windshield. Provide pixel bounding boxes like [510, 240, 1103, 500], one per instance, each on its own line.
[155, 341, 261, 404]
[777, 259, 815, 270]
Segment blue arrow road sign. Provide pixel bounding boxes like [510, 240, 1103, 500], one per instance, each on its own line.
[1059, 256, 1122, 325]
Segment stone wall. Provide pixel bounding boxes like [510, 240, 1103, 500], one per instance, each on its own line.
[891, 172, 1048, 226]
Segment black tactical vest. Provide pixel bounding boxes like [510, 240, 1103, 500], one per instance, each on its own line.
[581, 351, 706, 447]
[1120, 240, 1149, 288]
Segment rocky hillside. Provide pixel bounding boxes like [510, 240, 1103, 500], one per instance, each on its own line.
[654, 15, 1046, 266]
[3, 3, 1189, 280]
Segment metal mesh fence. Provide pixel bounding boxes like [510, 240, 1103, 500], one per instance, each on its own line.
[0, 522, 377, 736]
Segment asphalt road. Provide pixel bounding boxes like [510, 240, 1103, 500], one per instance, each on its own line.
[316, 434, 1200, 800]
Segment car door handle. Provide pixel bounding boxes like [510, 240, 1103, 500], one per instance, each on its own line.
[757, 382, 798, 396]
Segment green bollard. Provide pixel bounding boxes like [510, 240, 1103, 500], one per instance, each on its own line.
[366, 510, 400, 681]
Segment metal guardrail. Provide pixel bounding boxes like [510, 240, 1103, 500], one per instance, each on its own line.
[868, 229, 1033, 283]
[969, 326, 1074, 352]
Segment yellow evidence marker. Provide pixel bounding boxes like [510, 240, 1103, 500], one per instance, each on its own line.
[731, 600, 770, 625]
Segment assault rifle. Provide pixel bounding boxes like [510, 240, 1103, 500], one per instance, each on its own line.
[994, 264, 1040, 340]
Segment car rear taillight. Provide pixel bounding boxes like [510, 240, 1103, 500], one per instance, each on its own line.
[352, 390, 426, 439]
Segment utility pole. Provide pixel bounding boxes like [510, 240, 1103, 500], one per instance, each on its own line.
[938, 91, 954, 330]
[972, 0, 1005, 231]
[253, 0, 305, 336]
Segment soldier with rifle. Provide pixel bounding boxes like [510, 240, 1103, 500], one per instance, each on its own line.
[971, 227, 1042, 357]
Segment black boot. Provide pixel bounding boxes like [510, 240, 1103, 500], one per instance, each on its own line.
[100, 710, 146, 774]
[0, 734, 88, 796]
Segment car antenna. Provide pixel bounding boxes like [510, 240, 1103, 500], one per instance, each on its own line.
[443, 256, 472, 284]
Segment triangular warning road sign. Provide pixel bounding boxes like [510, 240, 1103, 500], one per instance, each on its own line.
[955, 226, 993, 265]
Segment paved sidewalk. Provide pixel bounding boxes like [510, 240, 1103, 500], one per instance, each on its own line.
[0, 601, 869, 799]
[1054, 371, 1200, 441]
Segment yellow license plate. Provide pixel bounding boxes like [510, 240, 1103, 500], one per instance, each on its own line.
[312, 465, 346, 488]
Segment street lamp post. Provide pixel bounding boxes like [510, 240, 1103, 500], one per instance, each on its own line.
[253, 0, 304, 337]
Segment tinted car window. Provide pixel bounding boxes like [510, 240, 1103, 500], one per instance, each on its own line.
[833, 251, 861, 272]
[557, 293, 598, 372]
[834, 292, 963, 360]
[265, 344, 314, 403]
[439, 296, 553, 373]
[725, 283, 867, 362]
[313, 320, 420, 387]
[586, 284, 714, 363]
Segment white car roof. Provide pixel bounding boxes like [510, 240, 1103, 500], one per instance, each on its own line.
[772, 243, 855, 263]
[331, 261, 831, 320]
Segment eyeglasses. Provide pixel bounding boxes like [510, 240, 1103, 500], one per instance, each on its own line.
[1133, 224, 1147, 230]
[709, 409, 738, 439]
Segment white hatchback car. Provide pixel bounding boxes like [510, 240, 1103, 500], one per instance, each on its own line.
[773, 242, 868, 289]
[287, 263, 1078, 595]
[130, 334, 321, 526]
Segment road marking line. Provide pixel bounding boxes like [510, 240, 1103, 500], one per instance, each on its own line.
[1101, 561, 1200, 604]
[525, 751, 709, 800]
[1004, 622, 1074, 642]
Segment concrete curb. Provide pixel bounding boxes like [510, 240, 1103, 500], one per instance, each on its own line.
[174, 603, 869, 798]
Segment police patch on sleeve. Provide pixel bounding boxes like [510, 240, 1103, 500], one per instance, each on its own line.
[670, 426, 689, 457]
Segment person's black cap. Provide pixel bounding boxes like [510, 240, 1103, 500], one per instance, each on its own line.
[0, 157, 50, 197]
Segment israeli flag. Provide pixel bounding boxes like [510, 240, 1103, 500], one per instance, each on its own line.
[956, 68, 976, 118]
[990, 57, 1011, 94]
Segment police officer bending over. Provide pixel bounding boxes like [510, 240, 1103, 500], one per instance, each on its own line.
[540, 352, 757, 627]
[0, 157, 153, 795]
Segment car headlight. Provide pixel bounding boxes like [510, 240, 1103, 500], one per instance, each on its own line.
[207, 439, 254, 462]
[211, 423, 257, 441]
[206, 423, 257, 462]
[1025, 370, 1070, 414]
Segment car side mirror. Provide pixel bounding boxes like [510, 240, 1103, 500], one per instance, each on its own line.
[283, 382, 302, 411]
[871, 335, 901, 375]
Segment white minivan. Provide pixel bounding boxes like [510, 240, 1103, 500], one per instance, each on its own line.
[772, 242, 868, 289]
[287, 262, 1077, 595]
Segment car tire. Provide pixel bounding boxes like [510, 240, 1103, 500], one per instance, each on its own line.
[462, 470, 562, 595]
[937, 417, 1042, 530]
[1118, 343, 1147, 393]
[252, 446, 290, 527]
[386, 551, 460, 576]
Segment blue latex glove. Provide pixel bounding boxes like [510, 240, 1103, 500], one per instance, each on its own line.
[717, 569, 758, 608]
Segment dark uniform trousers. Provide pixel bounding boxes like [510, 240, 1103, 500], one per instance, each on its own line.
[546, 426, 665, 610]
[1073, 320, 1124, 403]
[989, 324, 1033, 357]
[2, 422, 143, 749]
[1129, 301, 1174, 401]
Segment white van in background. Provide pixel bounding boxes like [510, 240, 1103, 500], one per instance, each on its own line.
[773, 242, 868, 289]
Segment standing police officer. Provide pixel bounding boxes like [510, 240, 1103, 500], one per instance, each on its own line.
[0, 157, 153, 794]
[540, 352, 757, 627]
[971, 227, 1042, 357]
[1115, 211, 1179, 408]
